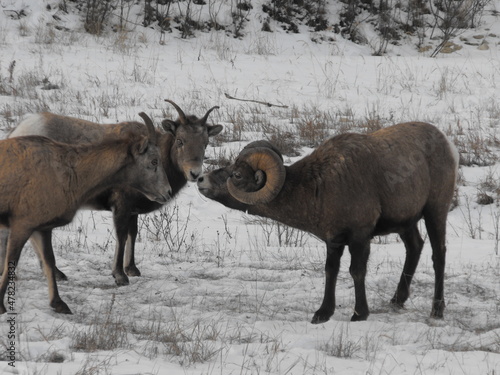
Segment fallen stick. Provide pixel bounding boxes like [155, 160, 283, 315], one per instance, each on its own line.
[224, 93, 289, 108]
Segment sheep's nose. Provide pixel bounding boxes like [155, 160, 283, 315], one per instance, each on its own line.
[190, 171, 200, 180]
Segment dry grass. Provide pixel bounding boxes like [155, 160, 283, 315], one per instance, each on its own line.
[71, 296, 130, 352]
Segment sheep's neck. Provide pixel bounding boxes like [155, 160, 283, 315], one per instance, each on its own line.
[246, 166, 323, 238]
[158, 135, 187, 195]
[69, 142, 131, 206]
[168, 144, 188, 195]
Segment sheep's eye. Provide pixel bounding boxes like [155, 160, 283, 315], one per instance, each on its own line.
[152, 159, 158, 166]
[177, 139, 184, 147]
[233, 172, 242, 179]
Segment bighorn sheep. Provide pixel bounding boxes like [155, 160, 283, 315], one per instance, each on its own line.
[3, 100, 222, 285]
[197, 122, 459, 323]
[0, 113, 170, 314]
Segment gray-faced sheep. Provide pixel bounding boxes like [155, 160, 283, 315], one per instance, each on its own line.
[197, 122, 459, 323]
[3, 100, 222, 286]
[0, 113, 170, 314]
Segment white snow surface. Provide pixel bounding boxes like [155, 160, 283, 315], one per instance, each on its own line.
[0, 1, 499, 374]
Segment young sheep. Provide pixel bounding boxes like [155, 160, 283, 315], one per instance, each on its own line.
[197, 123, 459, 323]
[0, 113, 170, 314]
[4, 100, 222, 285]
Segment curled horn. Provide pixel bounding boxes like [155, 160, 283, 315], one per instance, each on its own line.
[164, 99, 187, 124]
[243, 140, 283, 162]
[200, 105, 220, 124]
[227, 147, 286, 205]
[138, 112, 157, 144]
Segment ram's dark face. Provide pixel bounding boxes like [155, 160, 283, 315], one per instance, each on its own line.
[197, 166, 250, 211]
[228, 158, 266, 193]
[197, 167, 231, 199]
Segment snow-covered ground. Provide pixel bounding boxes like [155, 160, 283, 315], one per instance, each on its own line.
[0, 1, 499, 374]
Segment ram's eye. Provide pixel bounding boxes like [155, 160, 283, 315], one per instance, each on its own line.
[177, 139, 184, 146]
[152, 159, 158, 166]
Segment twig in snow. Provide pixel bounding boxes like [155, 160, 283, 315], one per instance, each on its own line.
[224, 93, 288, 108]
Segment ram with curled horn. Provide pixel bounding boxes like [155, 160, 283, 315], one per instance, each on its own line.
[1, 101, 223, 286]
[198, 122, 459, 323]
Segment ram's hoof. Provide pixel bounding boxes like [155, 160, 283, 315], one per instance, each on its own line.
[55, 268, 68, 281]
[113, 272, 130, 286]
[311, 310, 332, 324]
[124, 265, 141, 277]
[52, 300, 72, 314]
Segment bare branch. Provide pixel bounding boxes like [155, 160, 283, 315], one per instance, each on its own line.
[224, 93, 288, 108]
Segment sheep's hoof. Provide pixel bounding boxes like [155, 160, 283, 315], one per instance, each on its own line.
[124, 265, 141, 277]
[52, 300, 72, 314]
[350, 312, 369, 322]
[55, 268, 68, 281]
[311, 310, 332, 324]
[430, 301, 445, 319]
[113, 273, 130, 286]
[390, 297, 405, 309]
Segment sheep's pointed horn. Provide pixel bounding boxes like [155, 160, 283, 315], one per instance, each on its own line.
[138, 112, 157, 144]
[227, 148, 286, 205]
[201, 106, 220, 125]
[164, 99, 187, 124]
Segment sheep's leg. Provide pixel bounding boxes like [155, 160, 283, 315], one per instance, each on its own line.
[0, 229, 66, 281]
[124, 214, 141, 277]
[37, 230, 71, 314]
[424, 211, 448, 319]
[0, 227, 31, 314]
[391, 224, 424, 308]
[0, 228, 8, 276]
[348, 239, 371, 322]
[112, 207, 131, 286]
[30, 231, 67, 281]
[311, 240, 345, 324]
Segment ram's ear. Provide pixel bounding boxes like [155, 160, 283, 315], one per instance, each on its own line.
[161, 119, 178, 136]
[208, 124, 223, 137]
[227, 147, 286, 205]
[131, 136, 149, 156]
[255, 170, 265, 188]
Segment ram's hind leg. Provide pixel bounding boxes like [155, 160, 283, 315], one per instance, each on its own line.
[0, 228, 8, 275]
[424, 207, 448, 319]
[0, 227, 31, 314]
[349, 238, 371, 321]
[391, 224, 424, 308]
[37, 230, 71, 314]
[30, 231, 67, 281]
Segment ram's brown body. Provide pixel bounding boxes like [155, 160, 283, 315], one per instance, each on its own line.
[198, 122, 459, 323]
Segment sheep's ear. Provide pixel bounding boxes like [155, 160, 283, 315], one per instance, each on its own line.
[208, 124, 223, 137]
[255, 170, 265, 187]
[132, 136, 149, 156]
[161, 119, 178, 135]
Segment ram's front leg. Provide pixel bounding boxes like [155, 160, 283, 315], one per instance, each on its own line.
[112, 206, 133, 286]
[311, 240, 345, 324]
[124, 214, 141, 277]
